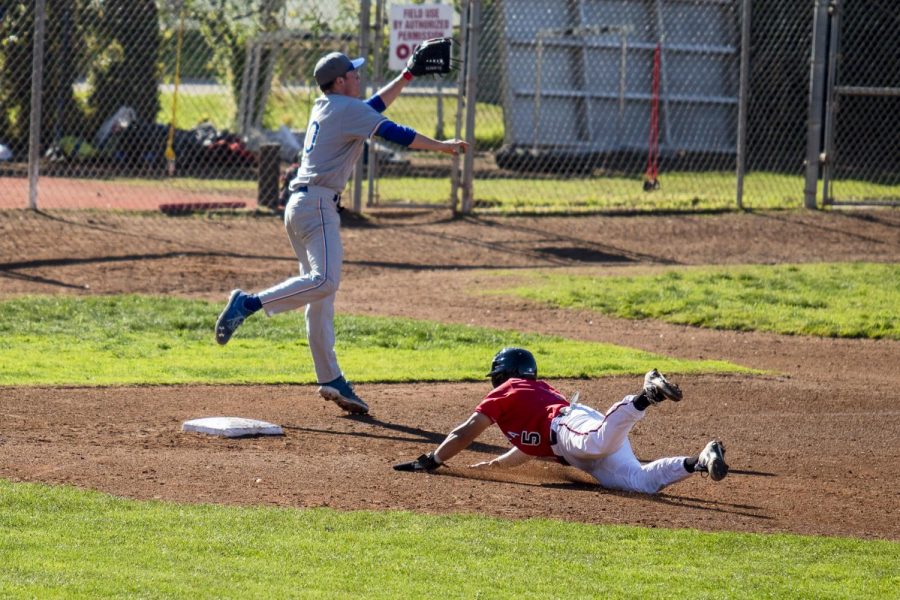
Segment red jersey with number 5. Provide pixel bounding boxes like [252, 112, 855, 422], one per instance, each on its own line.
[475, 378, 570, 457]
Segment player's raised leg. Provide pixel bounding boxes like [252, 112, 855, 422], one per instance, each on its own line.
[215, 289, 262, 345]
[555, 400, 644, 461]
[557, 368, 682, 456]
[258, 193, 342, 315]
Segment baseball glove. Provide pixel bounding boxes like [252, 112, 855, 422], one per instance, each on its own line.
[278, 162, 300, 209]
[393, 452, 442, 472]
[406, 38, 458, 77]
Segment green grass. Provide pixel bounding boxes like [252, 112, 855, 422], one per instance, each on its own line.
[108, 170, 813, 212]
[103, 169, 900, 213]
[158, 91, 237, 132]
[105, 170, 802, 212]
[0, 296, 747, 386]
[114, 176, 256, 196]
[492, 263, 900, 339]
[1, 480, 896, 598]
[365, 172, 900, 211]
[159, 91, 505, 149]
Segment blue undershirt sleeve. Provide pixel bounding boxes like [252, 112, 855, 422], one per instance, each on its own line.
[366, 94, 387, 113]
[375, 120, 417, 147]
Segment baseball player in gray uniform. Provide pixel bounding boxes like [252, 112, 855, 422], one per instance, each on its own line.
[215, 51, 468, 415]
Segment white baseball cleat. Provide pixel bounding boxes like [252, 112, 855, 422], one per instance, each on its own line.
[697, 440, 729, 481]
[643, 368, 683, 403]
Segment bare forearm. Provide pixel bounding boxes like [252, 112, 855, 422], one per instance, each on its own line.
[409, 133, 468, 155]
[495, 447, 532, 467]
[473, 447, 532, 469]
[374, 73, 410, 109]
[432, 412, 492, 464]
[433, 427, 475, 464]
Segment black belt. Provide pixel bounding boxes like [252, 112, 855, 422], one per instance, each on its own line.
[549, 414, 571, 466]
[296, 186, 342, 212]
[549, 429, 569, 465]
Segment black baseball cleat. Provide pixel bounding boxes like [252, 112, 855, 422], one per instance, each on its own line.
[643, 368, 683, 403]
[318, 376, 369, 414]
[215, 289, 252, 345]
[697, 440, 729, 481]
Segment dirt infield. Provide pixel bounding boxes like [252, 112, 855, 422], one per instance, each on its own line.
[1, 207, 899, 540]
[0, 176, 256, 211]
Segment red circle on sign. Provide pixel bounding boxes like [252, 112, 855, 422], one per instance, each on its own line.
[397, 44, 410, 59]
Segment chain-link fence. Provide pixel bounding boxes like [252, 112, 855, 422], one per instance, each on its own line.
[1, 0, 898, 216]
[472, 0, 744, 211]
[822, 0, 900, 205]
[0, 1, 363, 212]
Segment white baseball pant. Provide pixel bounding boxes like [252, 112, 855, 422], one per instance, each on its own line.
[256, 186, 344, 383]
[551, 397, 692, 494]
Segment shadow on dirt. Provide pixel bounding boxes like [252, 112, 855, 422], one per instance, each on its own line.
[283, 416, 510, 455]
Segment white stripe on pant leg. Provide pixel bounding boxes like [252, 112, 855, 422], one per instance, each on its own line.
[258, 196, 340, 315]
[262, 197, 330, 310]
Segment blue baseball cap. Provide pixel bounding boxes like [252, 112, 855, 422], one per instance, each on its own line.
[314, 52, 365, 86]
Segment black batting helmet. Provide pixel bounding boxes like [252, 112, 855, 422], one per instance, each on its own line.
[487, 347, 537, 388]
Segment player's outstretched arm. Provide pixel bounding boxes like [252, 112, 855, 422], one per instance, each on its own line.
[409, 133, 468, 155]
[393, 412, 492, 472]
[433, 412, 493, 463]
[371, 70, 413, 110]
[470, 446, 532, 470]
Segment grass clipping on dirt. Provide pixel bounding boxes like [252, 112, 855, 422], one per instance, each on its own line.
[1, 480, 896, 598]
[493, 263, 900, 340]
[0, 296, 747, 386]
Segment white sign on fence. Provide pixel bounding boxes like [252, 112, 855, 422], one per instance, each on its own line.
[388, 4, 454, 72]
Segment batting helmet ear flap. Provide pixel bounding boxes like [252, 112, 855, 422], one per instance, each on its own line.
[487, 347, 538, 388]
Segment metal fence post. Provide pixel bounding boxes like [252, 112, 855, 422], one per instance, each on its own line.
[821, 0, 841, 206]
[450, 1, 469, 213]
[352, 0, 371, 213]
[735, 0, 751, 210]
[804, 0, 831, 210]
[461, 0, 481, 214]
[366, 0, 385, 208]
[28, 0, 48, 211]
[257, 143, 280, 209]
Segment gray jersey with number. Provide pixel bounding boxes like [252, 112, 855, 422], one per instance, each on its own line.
[294, 94, 387, 192]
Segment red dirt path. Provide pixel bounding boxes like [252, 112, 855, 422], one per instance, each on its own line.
[1, 207, 898, 540]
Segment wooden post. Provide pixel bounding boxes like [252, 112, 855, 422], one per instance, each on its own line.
[257, 143, 281, 210]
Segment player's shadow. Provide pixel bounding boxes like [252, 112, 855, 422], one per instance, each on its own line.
[0, 250, 292, 290]
[437, 467, 771, 520]
[0, 268, 88, 289]
[282, 416, 510, 455]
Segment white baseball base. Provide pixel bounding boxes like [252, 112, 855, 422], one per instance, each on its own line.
[182, 417, 283, 438]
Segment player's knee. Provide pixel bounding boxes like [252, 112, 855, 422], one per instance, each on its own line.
[628, 474, 664, 495]
[310, 273, 339, 296]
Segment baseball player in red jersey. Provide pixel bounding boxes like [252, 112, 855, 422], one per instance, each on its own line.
[394, 347, 728, 494]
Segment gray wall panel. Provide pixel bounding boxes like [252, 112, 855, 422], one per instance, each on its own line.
[499, 0, 739, 157]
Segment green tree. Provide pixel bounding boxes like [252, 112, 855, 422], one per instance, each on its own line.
[188, 0, 285, 130]
[87, 0, 161, 132]
[184, 0, 359, 131]
[0, 2, 33, 152]
[0, 0, 89, 154]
